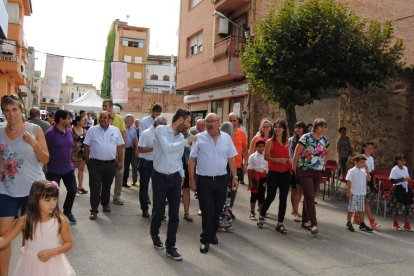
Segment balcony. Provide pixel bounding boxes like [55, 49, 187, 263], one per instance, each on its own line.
[213, 0, 250, 13]
[213, 35, 244, 61]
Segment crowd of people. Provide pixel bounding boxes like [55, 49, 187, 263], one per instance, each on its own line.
[0, 94, 413, 275]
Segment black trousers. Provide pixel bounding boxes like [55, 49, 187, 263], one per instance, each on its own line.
[150, 170, 181, 248]
[46, 170, 77, 215]
[197, 174, 229, 244]
[87, 159, 116, 213]
[260, 170, 290, 222]
[122, 147, 134, 185]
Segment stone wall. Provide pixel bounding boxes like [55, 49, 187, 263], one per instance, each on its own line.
[339, 72, 414, 171]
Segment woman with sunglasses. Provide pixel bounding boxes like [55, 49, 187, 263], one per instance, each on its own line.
[0, 95, 49, 275]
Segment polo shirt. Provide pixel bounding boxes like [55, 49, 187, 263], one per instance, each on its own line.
[190, 130, 238, 177]
[111, 113, 126, 132]
[45, 126, 74, 174]
[84, 125, 124, 161]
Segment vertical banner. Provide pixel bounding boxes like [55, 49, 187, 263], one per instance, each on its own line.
[111, 62, 128, 103]
[42, 54, 64, 103]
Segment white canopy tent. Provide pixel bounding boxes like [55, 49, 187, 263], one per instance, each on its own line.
[63, 90, 120, 113]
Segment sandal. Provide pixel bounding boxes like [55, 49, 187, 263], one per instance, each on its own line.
[183, 213, 193, 222]
[257, 216, 264, 229]
[276, 224, 287, 234]
[310, 226, 318, 235]
[301, 222, 311, 231]
[77, 188, 88, 194]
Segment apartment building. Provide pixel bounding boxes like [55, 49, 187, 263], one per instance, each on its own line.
[0, 0, 32, 98]
[145, 55, 177, 94]
[60, 76, 98, 103]
[177, 0, 250, 123]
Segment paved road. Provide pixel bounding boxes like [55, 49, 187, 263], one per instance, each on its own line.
[10, 170, 414, 275]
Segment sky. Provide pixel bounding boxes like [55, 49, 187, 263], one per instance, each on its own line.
[24, 0, 181, 89]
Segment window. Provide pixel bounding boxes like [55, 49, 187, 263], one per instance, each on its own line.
[123, 55, 131, 63]
[188, 32, 203, 57]
[127, 72, 131, 78]
[134, 56, 143, 64]
[134, 72, 142, 79]
[211, 100, 223, 122]
[122, 38, 144, 48]
[190, 0, 202, 8]
[163, 75, 170, 81]
[150, 74, 158, 80]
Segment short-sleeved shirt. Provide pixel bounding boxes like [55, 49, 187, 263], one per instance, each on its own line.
[232, 128, 247, 168]
[346, 166, 367, 196]
[363, 155, 374, 173]
[84, 125, 124, 161]
[337, 136, 352, 158]
[247, 151, 268, 173]
[190, 131, 238, 177]
[138, 126, 156, 161]
[389, 165, 409, 188]
[29, 119, 51, 134]
[297, 133, 329, 171]
[111, 114, 126, 133]
[140, 115, 154, 134]
[45, 126, 74, 174]
[125, 126, 138, 148]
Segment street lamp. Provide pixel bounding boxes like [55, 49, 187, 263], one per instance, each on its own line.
[212, 10, 249, 37]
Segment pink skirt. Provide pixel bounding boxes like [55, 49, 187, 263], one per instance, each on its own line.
[13, 247, 76, 276]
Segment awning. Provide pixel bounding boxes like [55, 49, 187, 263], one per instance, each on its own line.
[183, 83, 248, 104]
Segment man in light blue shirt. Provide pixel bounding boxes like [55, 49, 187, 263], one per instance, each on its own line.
[122, 114, 138, 188]
[150, 108, 196, 261]
[140, 103, 162, 133]
[188, 113, 238, 254]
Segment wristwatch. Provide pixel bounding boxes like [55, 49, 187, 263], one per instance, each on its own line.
[232, 176, 238, 180]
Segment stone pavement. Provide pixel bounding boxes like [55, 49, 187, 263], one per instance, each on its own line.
[10, 170, 414, 276]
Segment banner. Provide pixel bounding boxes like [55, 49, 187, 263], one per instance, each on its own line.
[42, 54, 64, 103]
[111, 62, 128, 103]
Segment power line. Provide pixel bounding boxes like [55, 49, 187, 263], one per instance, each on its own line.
[394, 14, 414, 22]
[0, 40, 176, 66]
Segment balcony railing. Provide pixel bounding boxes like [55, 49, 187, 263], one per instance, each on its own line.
[213, 35, 245, 61]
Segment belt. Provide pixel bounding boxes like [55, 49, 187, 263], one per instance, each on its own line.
[198, 174, 227, 180]
[139, 158, 153, 163]
[90, 158, 115, 163]
[153, 170, 179, 178]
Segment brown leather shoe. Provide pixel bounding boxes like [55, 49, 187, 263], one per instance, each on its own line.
[142, 210, 149, 218]
[102, 205, 112, 213]
[90, 212, 97, 220]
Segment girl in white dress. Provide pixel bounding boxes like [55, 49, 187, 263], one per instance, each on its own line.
[0, 180, 75, 275]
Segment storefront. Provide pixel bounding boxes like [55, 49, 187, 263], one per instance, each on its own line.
[184, 83, 248, 123]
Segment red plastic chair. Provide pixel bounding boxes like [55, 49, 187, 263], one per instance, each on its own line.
[377, 179, 393, 218]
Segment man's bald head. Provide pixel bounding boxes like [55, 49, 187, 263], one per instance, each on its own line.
[30, 107, 41, 119]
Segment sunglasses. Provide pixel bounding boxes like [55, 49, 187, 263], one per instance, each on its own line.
[1, 95, 20, 102]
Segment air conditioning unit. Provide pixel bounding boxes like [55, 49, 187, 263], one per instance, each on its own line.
[218, 18, 228, 35]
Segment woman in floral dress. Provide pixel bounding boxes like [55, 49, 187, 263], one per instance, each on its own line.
[72, 115, 87, 194]
[292, 118, 330, 235]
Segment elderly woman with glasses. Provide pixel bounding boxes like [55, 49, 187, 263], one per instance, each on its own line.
[0, 95, 49, 275]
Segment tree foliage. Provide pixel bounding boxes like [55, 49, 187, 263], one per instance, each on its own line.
[100, 25, 116, 99]
[241, 0, 405, 130]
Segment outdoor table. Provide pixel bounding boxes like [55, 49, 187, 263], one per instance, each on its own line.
[325, 162, 338, 197]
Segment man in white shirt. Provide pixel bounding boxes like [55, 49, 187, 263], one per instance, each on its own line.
[84, 111, 125, 220]
[150, 109, 196, 261]
[140, 103, 162, 133]
[189, 113, 238, 254]
[137, 116, 167, 218]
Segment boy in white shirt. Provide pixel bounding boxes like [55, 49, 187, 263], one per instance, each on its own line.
[247, 138, 268, 220]
[346, 154, 373, 232]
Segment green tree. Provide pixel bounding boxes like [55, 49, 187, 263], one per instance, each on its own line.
[241, 0, 404, 132]
[101, 25, 116, 99]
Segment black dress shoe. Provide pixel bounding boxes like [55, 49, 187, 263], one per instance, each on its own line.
[200, 243, 209, 254]
[122, 183, 131, 188]
[142, 210, 149, 218]
[212, 235, 218, 245]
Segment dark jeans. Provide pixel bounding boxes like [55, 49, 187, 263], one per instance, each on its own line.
[122, 148, 135, 185]
[297, 167, 322, 227]
[131, 156, 139, 184]
[138, 159, 153, 211]
[46, 170, 77, 215]
[260, 170, 290, 222]
[150, 170, 181, 248]
[250, 178, 266, 204]
[87, 159, 116, 213]
[197, 174, 228, 244]
[338, 157, 348, 178]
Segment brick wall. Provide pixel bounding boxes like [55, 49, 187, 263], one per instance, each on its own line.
[121, 92, 186, 114]
[339, 72, 414, 171]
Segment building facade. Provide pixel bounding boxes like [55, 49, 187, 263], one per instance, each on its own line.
[60, 76, 97, 104]
[0, 0, 32, 98]
[145, 55, 177, 94]
[177, 0, 250, 124]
